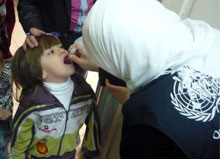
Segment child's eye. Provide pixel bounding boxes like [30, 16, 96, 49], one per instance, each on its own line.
[48, 50, 54, 55]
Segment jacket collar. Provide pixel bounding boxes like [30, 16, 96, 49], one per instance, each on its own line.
[29, 73, 93, 105]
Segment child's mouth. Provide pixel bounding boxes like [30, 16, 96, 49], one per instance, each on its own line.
[64, 55, 72, 64]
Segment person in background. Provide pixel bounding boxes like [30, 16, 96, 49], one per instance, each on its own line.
[11, 35, 100, 159]
[17, 0, 96, 77]
[0, 0, 15, 72]
[72, 0, 220, 158]
[0, 0, 15, 158]
[0, 51, 13, 159]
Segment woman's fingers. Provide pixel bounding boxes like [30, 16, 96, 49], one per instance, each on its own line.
[105, 79, 129, 104]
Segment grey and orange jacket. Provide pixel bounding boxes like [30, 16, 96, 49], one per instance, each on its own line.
[11, 74, 100, 159]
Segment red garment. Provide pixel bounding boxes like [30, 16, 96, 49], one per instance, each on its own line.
[0, 0, 15, 59]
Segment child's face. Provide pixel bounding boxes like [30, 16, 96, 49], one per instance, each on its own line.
[40, 44, 75, 82]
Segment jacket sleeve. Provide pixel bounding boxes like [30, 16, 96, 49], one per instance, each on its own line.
[11, 103, 35, 159]
[82, 101, 101, 158]
[17, 0, 44, 32]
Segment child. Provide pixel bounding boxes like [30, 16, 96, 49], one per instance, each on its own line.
[0, 50, 13, 159]
[11, 35, 100, 159]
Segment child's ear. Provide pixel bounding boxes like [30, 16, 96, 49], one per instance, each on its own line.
[41, 70, 47, 80]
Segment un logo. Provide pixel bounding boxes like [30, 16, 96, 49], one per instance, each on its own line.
[170, 66, 220, 122]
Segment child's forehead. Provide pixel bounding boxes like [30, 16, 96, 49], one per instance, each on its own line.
[44, 43, 62, 50]
[47, 43, 62, 49]
[39, 36, 61, 48]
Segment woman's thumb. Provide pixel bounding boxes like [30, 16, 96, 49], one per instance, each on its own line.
[75, 44, 86, 53]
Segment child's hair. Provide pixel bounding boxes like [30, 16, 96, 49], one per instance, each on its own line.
[11, 35, 61, 101]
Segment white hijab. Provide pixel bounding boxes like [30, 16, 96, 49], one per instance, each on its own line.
[83, 0, 220, 93]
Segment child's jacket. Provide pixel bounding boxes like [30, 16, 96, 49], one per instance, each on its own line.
[11, 74, 100, 159]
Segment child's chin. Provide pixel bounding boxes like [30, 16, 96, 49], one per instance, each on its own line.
[70, 69, 76, 75]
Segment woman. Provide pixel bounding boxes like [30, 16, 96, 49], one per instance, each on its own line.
[76, 0, 220, 158]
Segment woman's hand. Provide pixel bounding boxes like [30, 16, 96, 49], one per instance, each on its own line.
[69, 44, 99, 72]
[105, 79, 129, 104]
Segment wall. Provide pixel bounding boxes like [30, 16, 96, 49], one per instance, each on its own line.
[162, 0, 220, 29]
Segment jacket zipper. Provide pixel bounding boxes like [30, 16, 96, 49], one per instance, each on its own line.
[57, 106, 69, 156]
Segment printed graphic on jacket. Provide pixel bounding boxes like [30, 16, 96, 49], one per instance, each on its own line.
[37, 141, 48, 154]
[170, 66, 220, 140]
